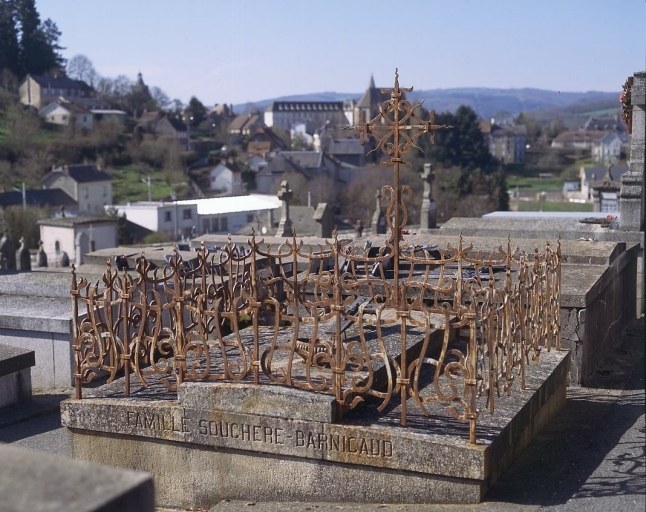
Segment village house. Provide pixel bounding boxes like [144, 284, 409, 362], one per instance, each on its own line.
[136, 111, 189, 149]
[39, 99, 93, 130]
[316, 126, 366, 166]
[255, 150, 340, 196]
[109, 201, 199, 241]
[246, 127, 290, 158]
[591, 132, 623, 163]
[38, 216, 118, 266]
[551, 130, 622, 163]
[551, 130, 608, 151]
[578, 165, 628, 202]
[176, 194, 281, 235]
[38, 98, 126, 131]
[481, 120, 527, 164]
[228, 114, 264, 146]
[207, 160, 245, 196]
[19, 74, 106, 110]
[582, 115, 628, 138]
[42, 164, 113, 215]
[111, 194, 281, 238]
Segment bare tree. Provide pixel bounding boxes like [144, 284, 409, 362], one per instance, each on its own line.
[150, 86, 171, 110]
[66, 54, 99, 86]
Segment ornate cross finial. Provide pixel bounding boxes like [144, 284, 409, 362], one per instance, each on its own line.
[348, 70, 452, 303]
[350, 68, 452, 166]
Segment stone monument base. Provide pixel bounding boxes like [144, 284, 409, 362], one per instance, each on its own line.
[62, 349, 569, 509]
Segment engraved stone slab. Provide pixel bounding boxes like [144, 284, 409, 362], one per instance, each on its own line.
[178, 382, 342, 423]
[62, 397, 486, 480]
[61, 350, 569, 487]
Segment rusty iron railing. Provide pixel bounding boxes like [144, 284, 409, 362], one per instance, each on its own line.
[70, 71, 561, 444]
[71, 236, 561, 444]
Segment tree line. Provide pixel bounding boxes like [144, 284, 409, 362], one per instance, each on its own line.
[0, 0, 510, 232]
[0, 0, 64, 89]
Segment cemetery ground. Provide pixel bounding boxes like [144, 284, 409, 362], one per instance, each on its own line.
[0, 316, 642, 512]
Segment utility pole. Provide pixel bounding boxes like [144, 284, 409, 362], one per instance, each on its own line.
[141, 176, 152, 201]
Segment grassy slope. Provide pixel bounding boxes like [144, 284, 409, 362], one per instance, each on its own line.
[111, 165, 177, 204]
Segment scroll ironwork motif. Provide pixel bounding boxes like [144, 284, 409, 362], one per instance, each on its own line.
[70, 71, 561, 445]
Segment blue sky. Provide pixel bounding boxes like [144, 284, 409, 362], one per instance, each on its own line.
[36, 0, 646, 107]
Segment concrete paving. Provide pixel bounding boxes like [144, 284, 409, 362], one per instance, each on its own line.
[1, 319, 643, 512]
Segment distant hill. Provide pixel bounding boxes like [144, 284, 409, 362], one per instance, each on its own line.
[235, 88, 620, 124]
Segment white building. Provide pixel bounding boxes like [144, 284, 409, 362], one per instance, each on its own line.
[591, 132, 622, 163]
[109, 201, 199, 240]
[264, 101, 347, 134]
[42, 164, 113, 215]
[177, 194, 281, 235]
[38, 216, 118, 265]
[208, 162, 244, 195]
[111, 194, 281, 239]
[39, 100, 94, 130]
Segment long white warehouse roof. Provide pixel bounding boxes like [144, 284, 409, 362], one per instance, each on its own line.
[175, 194, 281, 216]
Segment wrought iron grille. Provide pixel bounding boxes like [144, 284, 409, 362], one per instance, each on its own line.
[70, 71, 561, 444]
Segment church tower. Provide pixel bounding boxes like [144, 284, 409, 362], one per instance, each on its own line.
[354, 74, 391, 123]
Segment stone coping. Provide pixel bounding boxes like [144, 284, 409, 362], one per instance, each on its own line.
[0, 344, 35, 379]
[62, 349, 569, 485]
[0, 295, 72, 333]
[0, 444, 154, 512]
[0, 269, 86, 298]
[560, 264, 606, 308]
[85, 234, 624, 268]
[360, 233, 627, 266]
[178, 382, 341, 423]
[438, 217, 644, 246]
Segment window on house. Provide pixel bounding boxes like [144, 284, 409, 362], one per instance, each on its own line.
[164, 211, 172, 223]
[183, 209, 193, 220]
[247, 214, 254, 223]
[221, 217, 228, 231]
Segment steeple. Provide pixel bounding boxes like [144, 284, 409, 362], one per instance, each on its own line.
[368, 74, 376, 89]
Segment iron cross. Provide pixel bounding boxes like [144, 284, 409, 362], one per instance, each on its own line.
[351, 69, 452, 165]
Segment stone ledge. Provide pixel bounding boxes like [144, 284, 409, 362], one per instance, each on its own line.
[0, 344, 35, 408]
[0, 444, 154, 512]
[179, 382, 342, 423]
[62, 350, 569, 507]
[0, 295, 72, 333]
[0, 344, 35, 378]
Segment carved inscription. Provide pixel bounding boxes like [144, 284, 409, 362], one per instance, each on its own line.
[126, 410, 189, 433]
[123, 410, 393, 458]
[296, 430, 393, 457]
[197, 419, 393, 457]
[198, 420, 285, 445]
